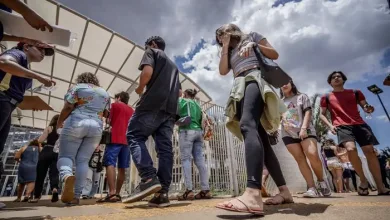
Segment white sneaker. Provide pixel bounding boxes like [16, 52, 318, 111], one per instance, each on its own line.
[0, 202, 6, 209]
[303, 187, 319, 198]
[317, 181, 332, 197]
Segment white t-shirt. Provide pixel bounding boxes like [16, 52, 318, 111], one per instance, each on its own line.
[281, 93, 316, 139]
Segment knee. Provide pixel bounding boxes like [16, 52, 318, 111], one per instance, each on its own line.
[306, 151, 321, 162]
[180, 154, 191, 162]
[239, 119, 257, 134]
[361, 146, 375, 155]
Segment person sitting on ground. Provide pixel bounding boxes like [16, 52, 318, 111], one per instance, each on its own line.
[14, 139, 42, 202]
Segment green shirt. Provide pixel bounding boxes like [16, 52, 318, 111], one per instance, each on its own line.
[178, 98, 202, 131]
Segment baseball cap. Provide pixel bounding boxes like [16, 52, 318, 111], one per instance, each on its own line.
[16, 42, 54, 56]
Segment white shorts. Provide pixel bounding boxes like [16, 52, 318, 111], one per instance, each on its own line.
[327, 157, 343, 171]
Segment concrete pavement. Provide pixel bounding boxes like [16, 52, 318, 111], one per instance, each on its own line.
[0, 193, 389, 220]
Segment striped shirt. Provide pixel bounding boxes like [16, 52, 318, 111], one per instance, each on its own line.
[230, 32, 265, 77]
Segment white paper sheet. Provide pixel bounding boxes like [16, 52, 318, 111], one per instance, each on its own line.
[0, 10, 72, 47]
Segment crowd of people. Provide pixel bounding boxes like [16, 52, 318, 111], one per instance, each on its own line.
[0, 0, 389, 216]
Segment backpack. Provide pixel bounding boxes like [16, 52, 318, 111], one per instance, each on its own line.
[201, 110, 214, 141]
[325, 90, 360, 121]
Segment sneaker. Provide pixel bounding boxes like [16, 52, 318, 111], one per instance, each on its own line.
[122, 177, 162, 204]
[61, 175, 76, 203]
[148, 193, 170, 208]
[303, 187, 319, 198]
[317, 181, 331, 197]
[0, 202, 5, 209]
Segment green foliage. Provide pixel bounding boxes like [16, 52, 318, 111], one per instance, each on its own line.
[310, 93, 332, 143]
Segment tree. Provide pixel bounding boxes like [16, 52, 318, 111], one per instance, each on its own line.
[380, 146, 390, 158]
[311, 93, 331, 143]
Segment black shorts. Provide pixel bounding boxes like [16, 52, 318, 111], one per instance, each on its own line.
[282, 135, 317, 145]
[343, 169, 352, 179]
[336, 124, 379, 147]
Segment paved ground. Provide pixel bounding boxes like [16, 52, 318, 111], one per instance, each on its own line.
[0, 193, 389, 220]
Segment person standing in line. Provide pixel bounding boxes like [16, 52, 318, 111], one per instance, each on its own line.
[13, 139, 41, 202]
[98, 91, 134, 203]
[177, 89, 211, 201]
[320, 71, 390, 196]
[56, 72, 110, 205]
[280, 81, 331, 198]
[82, 145, 103, 199]
[337, 146, 354, 192]
[214, 24, 293, 216]
[322, 140, 344, 193]
[30, 114, 60, 203]
[122, 36, 181, 208]
[375, 148, 390, 189]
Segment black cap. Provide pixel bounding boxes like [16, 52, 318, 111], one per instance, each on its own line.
[17, 42, 54, 56]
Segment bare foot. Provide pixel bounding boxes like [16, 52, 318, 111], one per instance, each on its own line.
[216, 188, 263, 214]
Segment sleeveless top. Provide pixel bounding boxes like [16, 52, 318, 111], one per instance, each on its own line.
[324, 148, 336, 158]
[46, 126, 59, 146]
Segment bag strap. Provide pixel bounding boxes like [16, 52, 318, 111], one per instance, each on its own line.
[353, 89, 359, 104]
[186, 100, 191, 117]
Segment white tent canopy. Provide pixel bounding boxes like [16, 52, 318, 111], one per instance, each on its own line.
[4, 0, 212, 129]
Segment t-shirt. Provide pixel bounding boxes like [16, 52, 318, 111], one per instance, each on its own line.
[178, 98, 202, 131]
[230, 32, 265, 76]
[0, 49, 31, 102]
[65, 83, 110, 122]
[281, 93, 316, 139]
[137, 48, 181, 115]
[320, 89, 365, 127]
[110, 102, 134, 145]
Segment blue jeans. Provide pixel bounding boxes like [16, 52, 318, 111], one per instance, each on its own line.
[81, 167, 100, 197]
[127, 110, 175, 193]
[179, 130, 209, 191]
[57, 115, 103, 198]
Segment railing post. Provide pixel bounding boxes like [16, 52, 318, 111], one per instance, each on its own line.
[225, 127, 238, 196]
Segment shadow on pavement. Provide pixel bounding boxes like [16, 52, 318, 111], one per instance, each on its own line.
[0, 215, 54, 220]
[0, 198, 99, 209]
[217, 202, 330, 219]
[125, 202, 191, 209]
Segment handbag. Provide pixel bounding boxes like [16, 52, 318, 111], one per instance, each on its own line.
[176, 101, 192, 126]
[268, 131, 279, 146]
[252, 43, 292, 88]
[100, 125, 111, 145]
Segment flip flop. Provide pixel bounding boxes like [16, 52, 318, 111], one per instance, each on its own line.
[378, 191, 390, 196]
[358, 186, 369, 196]
[264, 194, 294, 205]
[215, 198, 264, 216]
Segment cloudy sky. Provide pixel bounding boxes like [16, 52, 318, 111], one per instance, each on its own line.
[58, 0, 390, 150]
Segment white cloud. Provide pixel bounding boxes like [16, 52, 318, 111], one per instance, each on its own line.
[182, 0, 390, 105]
[376, 115, 390, 122]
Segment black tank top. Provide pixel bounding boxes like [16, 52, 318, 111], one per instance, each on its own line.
[324, 148, 336, 158]
[46, 126, 59, 146]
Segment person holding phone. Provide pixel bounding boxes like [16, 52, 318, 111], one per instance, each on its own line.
[280, 81, 331, 198]
[320, 71, 390, 196]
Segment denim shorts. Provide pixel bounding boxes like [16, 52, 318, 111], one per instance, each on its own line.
[103, 143, 130, 168]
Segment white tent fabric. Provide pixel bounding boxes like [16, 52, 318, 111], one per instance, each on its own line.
[4, 0, 212, 129]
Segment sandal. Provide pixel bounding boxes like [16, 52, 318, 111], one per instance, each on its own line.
[216, 197, 264, 216]
[261, 186, 270, 197]
[66, 198, 80, 206]
[178, 190, 195, 201]
[378, 191, 390, 196]
[21, 196, 30, 202]
[358, 186, 369, 196]
[28, 198, 40, 203]
[195, 190, 212, 200]
[13, 198, 21, 202]
[96, 194, 120, 203]
[264, 194, 294, 205]
[51, 191, 59, 203]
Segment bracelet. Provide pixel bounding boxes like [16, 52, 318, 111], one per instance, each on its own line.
[221, 52, 228, 56]
[301, 127, 307, 130]
[364, 104, 370, 108]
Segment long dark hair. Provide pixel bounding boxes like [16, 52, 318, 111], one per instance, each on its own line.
[215, 23, 249, 50]
[280, 81, 300, 99]
[184, 89, 198, 99]
[49, 114, 59, 127]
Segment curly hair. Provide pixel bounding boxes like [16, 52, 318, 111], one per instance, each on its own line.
[145, 36, 166, 51]
[75, 72, 100, 86]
